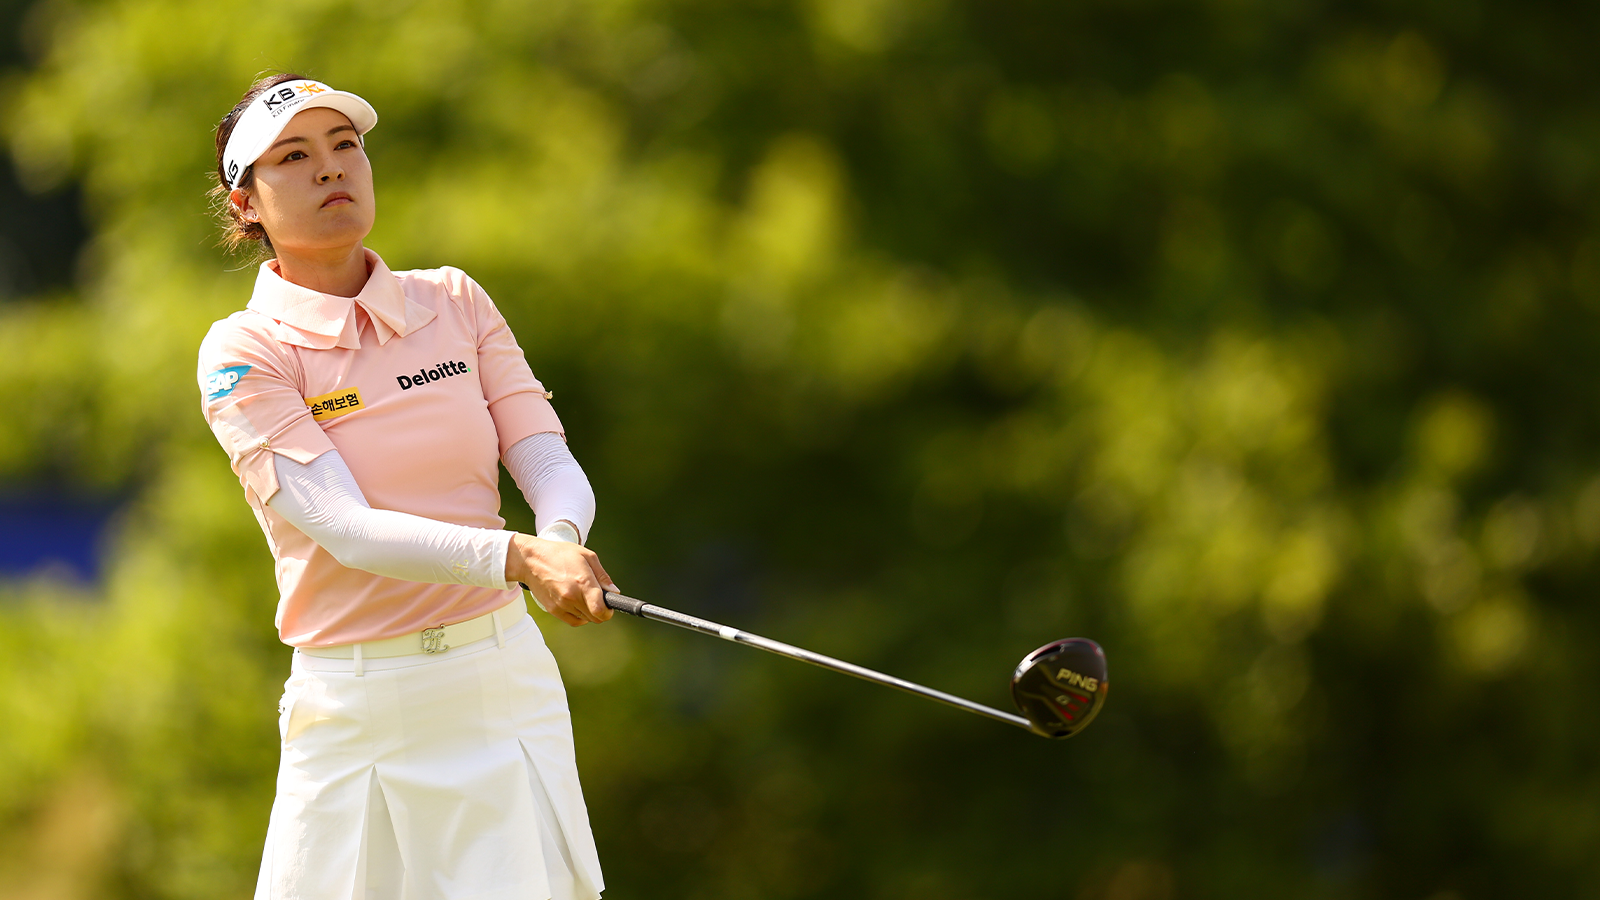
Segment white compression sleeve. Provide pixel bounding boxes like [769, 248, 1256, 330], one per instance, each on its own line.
[502, 432, 596, 544]
[267, 450, 516, 590]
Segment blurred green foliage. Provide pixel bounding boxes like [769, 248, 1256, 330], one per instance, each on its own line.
[2, 0, 1599, 897]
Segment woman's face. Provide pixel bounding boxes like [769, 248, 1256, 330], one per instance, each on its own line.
[233, 106, 375, 256]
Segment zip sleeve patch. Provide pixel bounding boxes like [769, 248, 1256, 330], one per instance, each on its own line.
[305, 386, 366, 422]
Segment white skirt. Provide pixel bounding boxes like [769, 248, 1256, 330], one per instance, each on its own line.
[256, 610, 604, 900]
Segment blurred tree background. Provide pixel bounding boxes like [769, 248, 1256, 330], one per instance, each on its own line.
[2, 0, 1598, 896]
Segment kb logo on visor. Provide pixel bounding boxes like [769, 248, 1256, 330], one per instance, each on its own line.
[262, 82, 321, 116]
[262, 82, 326, 116]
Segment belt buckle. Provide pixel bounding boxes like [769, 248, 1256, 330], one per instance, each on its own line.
[420, 626, 449, 654]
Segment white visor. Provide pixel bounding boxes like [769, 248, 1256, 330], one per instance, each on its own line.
[222, 80, 377, 189]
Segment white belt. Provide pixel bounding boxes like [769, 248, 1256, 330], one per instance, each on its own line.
[299, 597, 527, 674]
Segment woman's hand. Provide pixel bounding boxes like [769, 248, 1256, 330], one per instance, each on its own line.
[505, 533, 617, 626]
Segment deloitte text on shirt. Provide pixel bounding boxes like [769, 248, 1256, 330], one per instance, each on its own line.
[398, 359, 473, 391]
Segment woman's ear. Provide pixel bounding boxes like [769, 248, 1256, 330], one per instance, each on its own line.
[230, 188, 258, 223]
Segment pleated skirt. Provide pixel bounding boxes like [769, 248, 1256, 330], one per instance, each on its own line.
[255, 609, 604, 900]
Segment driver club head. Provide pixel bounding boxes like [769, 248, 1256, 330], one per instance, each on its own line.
[1010, 638, 1109, 739]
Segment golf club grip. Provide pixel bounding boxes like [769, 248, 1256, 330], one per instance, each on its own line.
[602, 591, 648, 617]
[604, 592, 730, 637]
[517, 587, 709, 629]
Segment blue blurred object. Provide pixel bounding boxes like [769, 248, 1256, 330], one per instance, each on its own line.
[0, 494, 117, 582]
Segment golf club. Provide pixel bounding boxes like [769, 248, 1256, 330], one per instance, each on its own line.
[599, 590, 1109, 739]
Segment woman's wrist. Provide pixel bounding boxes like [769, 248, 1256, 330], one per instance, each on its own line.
[504, 522, 581, 584]
[504, 533, 536, 584]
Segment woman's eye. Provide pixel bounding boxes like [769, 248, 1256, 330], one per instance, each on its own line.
[337, 140, 357, 149]
[283, 150, 307, 162]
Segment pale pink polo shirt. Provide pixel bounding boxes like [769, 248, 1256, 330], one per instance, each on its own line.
[197, 249, 563, 648]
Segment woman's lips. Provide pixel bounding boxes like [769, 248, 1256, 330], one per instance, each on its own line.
[321, 192, 353, 208]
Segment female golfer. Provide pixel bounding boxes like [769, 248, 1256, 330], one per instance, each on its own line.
[197, 73, 612, 900]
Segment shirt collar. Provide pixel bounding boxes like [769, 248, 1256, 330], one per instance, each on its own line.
[245, 249, 437, 350]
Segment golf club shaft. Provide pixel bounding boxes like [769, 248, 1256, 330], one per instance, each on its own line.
[602, 591, 1034, 732]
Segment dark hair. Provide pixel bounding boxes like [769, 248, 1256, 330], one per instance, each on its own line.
[208, 72, 312, 258]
